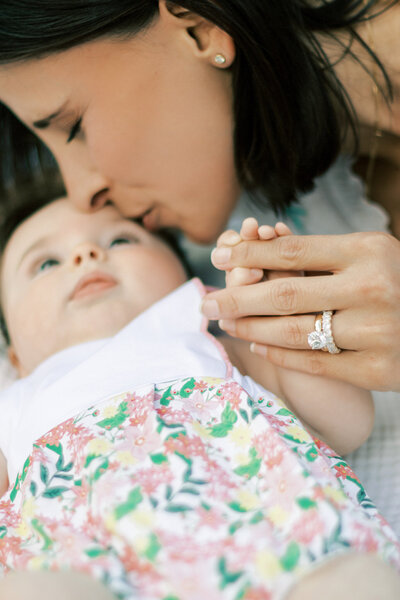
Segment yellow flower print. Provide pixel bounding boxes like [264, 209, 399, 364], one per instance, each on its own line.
[192, 421, 212, 438]
[286, 425, 310, 443]
[255, 551, 282, 579]
[323, 485, 348, 505]
[21, 497, 36, 519]
[16, 520, 29, 537]
[131, 508, 154, 527]
[116, 451, 137, 466]
[29, 556, 47, 570]
[234, 452, 250, 466]
[87, 438, 112, 455]
[102, 404, 119, 419]
[229, 424, 252, 447]
[268, 505, 289, 527]
[236, 490, 261, 511]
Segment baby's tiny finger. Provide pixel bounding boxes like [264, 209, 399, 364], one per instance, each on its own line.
[226, 267, 264, 287]
[240, 217, 260, 240]
[258, 225, 276, 240]
[275, 222, 293, 236]
[216, 229, 242, 247]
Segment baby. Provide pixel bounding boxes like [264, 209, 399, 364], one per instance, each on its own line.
[0, 198, 399, 600]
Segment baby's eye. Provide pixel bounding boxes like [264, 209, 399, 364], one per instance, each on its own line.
[109, 236, 136, 248]
[38, 258, 60, 272]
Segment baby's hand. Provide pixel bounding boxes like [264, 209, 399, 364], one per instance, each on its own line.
[212, 217, 301, 288]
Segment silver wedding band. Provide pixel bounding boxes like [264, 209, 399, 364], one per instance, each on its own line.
[307, 310, 342, 354]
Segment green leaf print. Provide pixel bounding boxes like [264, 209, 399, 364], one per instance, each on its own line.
[218, 557, 244, 589]
[85, 547, 109, 558]
[239, 409, 249, 423]
[208, 403, 238, 437]
[179, 377, 196, 398]
[0, 525, 7, 539]
[228, 502, 248, 513]
[31, 518, 53, 551]
[165, 504, 193, 512]
[84, 454, 98, 468]
[280, 542, 300, 572]
[160, 385, 174, 407]
[42, 486, 69, 499]
[40, 464, 49, 485]
[296, 497, 317, 510]
[234, 448, 261, 480]
[276, 408, 295, 418]
[20, 456, 31, 482]
[93, 458, 109, 481]
[97, 401, 129, 430]
[305, 446, 319, 462]
[150, 453, 168, 465]
[10, 475, 20, 502]
[144, 533, 161, 561]
[115, 487, 143, 520]
[30, 481, 37, 497]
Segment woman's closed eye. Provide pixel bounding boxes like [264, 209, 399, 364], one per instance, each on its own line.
[66, 117, 82, 143]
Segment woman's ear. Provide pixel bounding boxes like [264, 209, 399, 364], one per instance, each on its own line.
[7, 346, 26, 378]
[158, 0, 235, 68]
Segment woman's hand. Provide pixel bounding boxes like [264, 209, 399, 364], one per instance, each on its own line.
[202, 230, 400, 392]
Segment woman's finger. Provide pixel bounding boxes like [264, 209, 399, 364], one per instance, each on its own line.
[218, 309, 359, 351]
[211, 233, 360, 272]
[202, 274, 350, 320]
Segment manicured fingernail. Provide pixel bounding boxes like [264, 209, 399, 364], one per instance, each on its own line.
[219, 319, 235, 333]
[211, 247, 232, 266]
[201, 299, 220, 319]
[250, 343, 268, 358]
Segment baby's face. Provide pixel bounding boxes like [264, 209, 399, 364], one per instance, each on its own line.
[1, 199, 187, 376]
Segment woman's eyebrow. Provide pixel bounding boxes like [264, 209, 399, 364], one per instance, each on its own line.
[32, 101, 69, 129]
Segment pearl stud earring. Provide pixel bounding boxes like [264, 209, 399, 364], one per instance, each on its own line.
[214, 53, 227, 66]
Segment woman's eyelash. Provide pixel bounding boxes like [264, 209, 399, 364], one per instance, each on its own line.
[66, 117, 82, 143]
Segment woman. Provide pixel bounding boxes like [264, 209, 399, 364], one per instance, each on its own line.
[0, 0, 399, 393]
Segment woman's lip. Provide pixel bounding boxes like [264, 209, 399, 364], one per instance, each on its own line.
[70, 271, 118, 301]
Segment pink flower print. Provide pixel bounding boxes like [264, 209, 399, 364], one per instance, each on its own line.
[0, 499, 21, 528]
[161, 407, 191, 425]
[219, 382, 243, 410]
[196, 505, 227, 530]
[351, 521, 379, 553]
[164, 559, 222, 600]
[135, 463, 174, 495]
[71, 478, 91, 509]
[254, 432, 284, 469]
[291, 509, 325, 544]
[36, 419, 86, 448]
[263, 456, 307, 511]
[164, 433, 208, 460]
[334, 463, 360, 483]
[117, 419, 161, 461]
[243, 587, 272, 600]
[194, 380, 208, 392]
[203, 458, 237, 501]
[185, 390, 220, 422]
[126, 391, 153, 425]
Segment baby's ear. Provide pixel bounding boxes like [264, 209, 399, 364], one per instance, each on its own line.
[7, 347, 27, 378]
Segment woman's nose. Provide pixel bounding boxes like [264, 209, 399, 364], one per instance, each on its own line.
[57, 148, 113, 213]
[70, 242, 106, 267]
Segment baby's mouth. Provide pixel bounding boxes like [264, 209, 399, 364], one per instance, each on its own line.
[70, 271, 118, 301]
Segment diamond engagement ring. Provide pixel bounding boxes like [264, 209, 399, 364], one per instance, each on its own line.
[307, 311, 342, 354]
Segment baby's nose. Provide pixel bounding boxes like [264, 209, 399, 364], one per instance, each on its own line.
[71, 242, 106, 266]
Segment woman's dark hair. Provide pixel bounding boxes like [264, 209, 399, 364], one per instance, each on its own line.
[0, 0, 396, 211]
